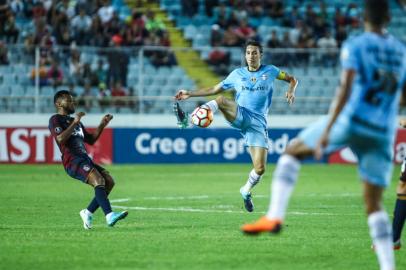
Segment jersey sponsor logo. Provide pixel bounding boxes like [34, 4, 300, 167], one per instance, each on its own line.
[72, 126, 84, 138]
[241, 85, 266, 91]
[83, 165, 90, 171]
[54, 127, 62, 134]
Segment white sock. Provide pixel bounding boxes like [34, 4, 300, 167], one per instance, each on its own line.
[105, 212, 113, 221]
[84, 209, 93, 216]
[241, 169, 262, 193]
[266, 154, 300, 221]
[204, 100, 219, 113]
[368, 211, 395, 270]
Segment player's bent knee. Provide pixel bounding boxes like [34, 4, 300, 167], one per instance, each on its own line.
[284, 139, 313, 160]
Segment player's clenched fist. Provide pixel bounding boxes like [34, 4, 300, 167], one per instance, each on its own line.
[74, 112, 85, 124]
[101, 114, 113, 127]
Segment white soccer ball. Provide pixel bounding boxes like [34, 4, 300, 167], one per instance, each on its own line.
[191, 105, 213, 128]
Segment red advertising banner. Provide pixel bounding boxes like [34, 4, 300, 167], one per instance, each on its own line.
[0, 128, 112, 164]
[328, 129, 406, 164]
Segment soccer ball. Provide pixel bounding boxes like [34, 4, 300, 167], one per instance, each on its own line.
[191, 105, 213, 128]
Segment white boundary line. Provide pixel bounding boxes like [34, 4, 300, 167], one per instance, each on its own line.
[110, 196, 363, 216]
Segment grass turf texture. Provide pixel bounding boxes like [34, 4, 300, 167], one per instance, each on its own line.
[0, 164, 404, 270]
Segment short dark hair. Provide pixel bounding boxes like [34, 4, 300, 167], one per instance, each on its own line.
[54, 90, 70, 104]
[244, 39, 263, 54]
[364, 0, 390, 26]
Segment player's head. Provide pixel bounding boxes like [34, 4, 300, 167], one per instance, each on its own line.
[244, 40, 262, 69]
[54, 90, 75, 114]
[364, 0, 390, 27]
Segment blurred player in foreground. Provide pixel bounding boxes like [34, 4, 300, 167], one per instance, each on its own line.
[392, 119, 406, 249]
[242, 1, 406, 269]
[174, 40, 298, 212]
[49, 90, 128, 229]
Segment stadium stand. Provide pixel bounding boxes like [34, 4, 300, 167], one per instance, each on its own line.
[0, 0, 405, 115]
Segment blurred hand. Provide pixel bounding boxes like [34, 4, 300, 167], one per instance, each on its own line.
[74, 112, 85, 124]
[400, 118, 406, 128]
[286, 90, 295, 105]
[101, 114, 113, 127]
[314, 131, 329, 160]
[175, 90, 191, 100]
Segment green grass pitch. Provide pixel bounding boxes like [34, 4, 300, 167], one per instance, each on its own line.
[0, 164, 404, 270]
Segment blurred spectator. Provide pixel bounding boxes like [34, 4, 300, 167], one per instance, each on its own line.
[317, 30, 338, 67]
[89, 15, 107, 47]
[210, 24, 223, 47]
[335, 25, 347, 48]
[30, 59, 48, 86]
[205, 0, 218, 17]
[80, 62, 99, 86]
[282, 5, 301, 27]
[97, 82, 111, 109]
[107, 34, 129, 86]
[234, 19, 257, 44]
[78, 81, 94, 111]
[71, 8, 92, 45]
[94, 58, 107, 85]
[207, 48, 230, 75]
[47, 58, 64, 87]
[267, 30, 281, 48]
[127, 86, 139, 112]
[150, 30, 177, 68]
[111, 80, 127, 107]
[181, 0, 198, 17]
[313, 16, 329, 40]
[10, 0, 25, 19]
[265, 0, 284, 18]
[345, 3, 360, 28]
[3, 14, 19, 43]
[98, 0, 114, 25]
[248, 0, 264, 17]
[68, 48, 83, 84]
[0, 41, 9, 65]
[222, 25, 240, 47]
[145, 10, 165, 34]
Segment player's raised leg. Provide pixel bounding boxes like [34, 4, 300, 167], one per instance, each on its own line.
[87, 169, 128, 227]
[240, 147, 267, 212]
[242, 140, 310, 233]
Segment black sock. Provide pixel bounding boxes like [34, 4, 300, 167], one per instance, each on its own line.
[87, 190, 110, 213]
[393, 198, 406, 242]
[94, 186, 112, 215]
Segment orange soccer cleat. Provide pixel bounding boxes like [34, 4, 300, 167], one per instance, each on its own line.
[241, 216, 283, 235]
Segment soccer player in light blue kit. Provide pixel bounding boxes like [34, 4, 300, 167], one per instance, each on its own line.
[242, 1, 406, 269]
[174, 40, 298, 212]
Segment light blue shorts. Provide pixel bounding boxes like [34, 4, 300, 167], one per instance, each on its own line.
[299, 116, 394, 187]
[229, 106, 268, 149]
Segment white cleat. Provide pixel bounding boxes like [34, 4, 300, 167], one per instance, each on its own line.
[79, 209, 93, 229]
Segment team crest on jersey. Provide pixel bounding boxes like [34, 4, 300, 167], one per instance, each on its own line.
[261, 74, 267, 80]
[54, 127, 62, 134]
[83, 165, 90, 171]
[250, 77, 257, 83]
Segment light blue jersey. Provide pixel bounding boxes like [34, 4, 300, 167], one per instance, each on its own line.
[219, 65, 282, 148]
[340, 32, 406, 140]
[299, 32, 406, 187]
[220, 65, 281, 124]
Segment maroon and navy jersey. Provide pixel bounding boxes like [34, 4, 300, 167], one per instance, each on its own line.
[48, 114, 93, 167]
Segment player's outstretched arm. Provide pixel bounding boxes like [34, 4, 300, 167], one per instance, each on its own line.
[314, 69, 355, 160]
[174, 83, 224, 100]
[56, 112, 85, 145]
[87, 114, 113, 145]
[277, 71, 298, 105]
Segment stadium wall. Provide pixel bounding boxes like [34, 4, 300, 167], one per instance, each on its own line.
[0, 114, 405, 164]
